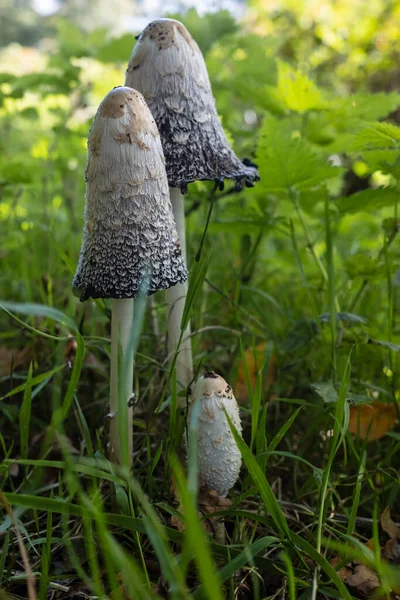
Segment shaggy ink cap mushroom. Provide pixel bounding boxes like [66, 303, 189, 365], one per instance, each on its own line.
[126, 19, 260, 194]
[72, 86, 188, 301]
[189, 371, 242, 498]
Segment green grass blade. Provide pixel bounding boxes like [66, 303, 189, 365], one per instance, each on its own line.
[170, 456, 224, 600]
[267, 407, 302, 454]
[290, 532, 352, 600]
[61, 331, 85, 418]
[225, 412, 289, 538]
[19, 362, 33, 459]
[1, 364, 65, 401]
[346, 450, 366, 536]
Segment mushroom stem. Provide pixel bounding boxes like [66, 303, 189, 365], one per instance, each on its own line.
[110, 298, 134, 466]
[166, 187, 193, 393]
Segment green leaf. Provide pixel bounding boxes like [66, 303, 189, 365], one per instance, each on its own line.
[311, 381, 338, 403]
[312, 381, 369, 405]
[351, 122, 400, 151]
[276, 61, 326, 113]
[333, 93, 400, 123]
[257, 115, 336, 192]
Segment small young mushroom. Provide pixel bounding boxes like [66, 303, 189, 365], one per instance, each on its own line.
[126, 19, 260, 395]
[72, 86, 187, 465]
[188, 371, 242, 498]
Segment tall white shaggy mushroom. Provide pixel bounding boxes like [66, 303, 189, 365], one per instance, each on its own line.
[188, 371, 242, 497]
[126, 19, 260, 394]
[72, 86, 187, 465]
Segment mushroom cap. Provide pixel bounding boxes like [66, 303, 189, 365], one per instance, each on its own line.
[72, 86, 187, 301]
[126, 19, 259, 194]
[188, 371, 242, 497]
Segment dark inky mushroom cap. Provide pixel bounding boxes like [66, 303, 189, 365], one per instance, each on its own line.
[72, 86, 187, 301]
[126, 19, 260, 194]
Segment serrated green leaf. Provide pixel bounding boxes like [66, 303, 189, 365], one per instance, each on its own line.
[352, 122, 400, 151]
[257, 115, 336, 192]
[312, 381, 338, 403]
[332, 93, 400, 124]
[312, 382, 370, 405]
[276, 61, 326, 113]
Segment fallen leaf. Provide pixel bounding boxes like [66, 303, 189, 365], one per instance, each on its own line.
[381, 507, 400, 563]
[236, 343, 276, 403]
[346, 564, 380, 596]
[169, 484, 231, 540]
[330, 555, 352, 581]
[198, 487, 232, 515]
[381, 507, 400, 540]
[348, 402, 397, 441]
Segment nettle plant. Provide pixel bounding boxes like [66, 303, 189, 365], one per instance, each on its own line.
[219, 63, 400, 402]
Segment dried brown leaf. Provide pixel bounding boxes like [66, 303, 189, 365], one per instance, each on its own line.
[198, 487, 232, 515]
[381, 507, 400, 540]
[348, 402, 397, 441]
[381, 507, 400, 563]
[346, 564, 380, 596]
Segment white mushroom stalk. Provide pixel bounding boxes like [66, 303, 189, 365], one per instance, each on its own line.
[188, 371, 242, 497]
[72, 86, 187, 465]
[126, 19, 260, 394]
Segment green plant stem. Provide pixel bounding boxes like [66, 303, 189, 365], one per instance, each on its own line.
[325, 196, 337, 383]
[290, 188, 340, 312]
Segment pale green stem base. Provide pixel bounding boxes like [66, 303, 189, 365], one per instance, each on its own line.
[110, 298, 134, 465]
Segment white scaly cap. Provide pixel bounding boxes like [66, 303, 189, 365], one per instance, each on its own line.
[188, 371, 242, 497]
[72, 86, 187, 301]
[126, 19, 259, 194]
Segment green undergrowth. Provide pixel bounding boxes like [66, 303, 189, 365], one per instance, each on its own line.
[1, 6, 400, 600]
